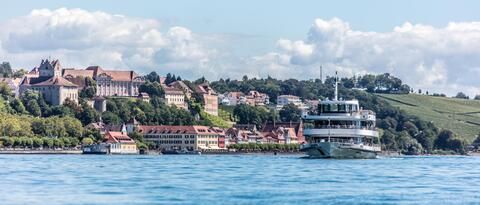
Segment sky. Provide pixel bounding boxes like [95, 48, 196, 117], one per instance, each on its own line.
[1, 0, 480, 96]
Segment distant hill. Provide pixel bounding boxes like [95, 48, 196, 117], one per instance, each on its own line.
[377, 94, 480, 142]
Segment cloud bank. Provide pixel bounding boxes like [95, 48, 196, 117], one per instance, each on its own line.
[0, 8, 213, 78]
[1, 8, 480, 96]
[253, 18, 480, 96]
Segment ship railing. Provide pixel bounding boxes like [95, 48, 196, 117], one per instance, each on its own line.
[305, 125, 376, 130]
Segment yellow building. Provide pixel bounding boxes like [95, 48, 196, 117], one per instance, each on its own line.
[137, 125, 225, 151]
[105, 131, 138, 154]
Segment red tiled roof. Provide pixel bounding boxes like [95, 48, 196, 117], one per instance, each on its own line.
[163, 85, 184, 95]
[105, 131, 135, 144]
[195, 83, 217, 95]
[63, 69, 95, 78]
[32, 76, 78, 87]
[168, 81, 193, 93]
[65, 66, 143, 82]
[101, 70, 137, 81]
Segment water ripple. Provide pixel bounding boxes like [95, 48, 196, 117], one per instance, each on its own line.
[0, 155, 479, 204]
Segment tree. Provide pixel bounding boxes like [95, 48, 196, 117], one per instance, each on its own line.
[63, 117, 83, 138]
[233, 104, 270, 127]
[138, 81, 164, 97]
[279, 103, 302, 122]
[10, 98, 26, 114]
[43, 137, 54, 148]
[79, 77, 97, 99]
[474, 95, 480, 100]
[78, 105, 99, 125]
[455, 92, 469, 99]
[32, 137, 44, 148]
[145, 71, 160, 83]
[82, 137, 94, 145]
[0, 82, 12, 98]
[26, 99, 42, 117]
[102, 111, 121, 125]
[0, 62, 13, 77]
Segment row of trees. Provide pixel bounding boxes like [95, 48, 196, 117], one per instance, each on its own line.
[103, 97, 195, 126]
[211, 73, 410, 104]
[1, 136, 80, 149]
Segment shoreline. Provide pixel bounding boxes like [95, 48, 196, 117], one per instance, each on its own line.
[0, 149, 474, 156]
[0, 150, 82, 154]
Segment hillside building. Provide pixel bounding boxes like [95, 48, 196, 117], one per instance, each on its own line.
[62, 66, 145, 97]
[195, 83, 218, 116]
[20, 59, 79, 105]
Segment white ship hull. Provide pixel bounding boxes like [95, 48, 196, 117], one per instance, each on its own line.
[301, 142, 380, 159]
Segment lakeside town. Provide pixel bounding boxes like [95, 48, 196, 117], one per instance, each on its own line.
[1, 59, 479, 155]
[0, 59, 311, 154]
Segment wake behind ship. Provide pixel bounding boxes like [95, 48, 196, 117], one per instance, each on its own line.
[300, 74, 381, 159]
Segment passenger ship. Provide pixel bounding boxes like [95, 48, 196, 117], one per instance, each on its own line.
[300, 74, 381, 159]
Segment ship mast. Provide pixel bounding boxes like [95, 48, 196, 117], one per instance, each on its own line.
[334, 71, 338, 101]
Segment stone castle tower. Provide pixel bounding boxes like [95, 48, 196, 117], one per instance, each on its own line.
[38, 59, 62, 77]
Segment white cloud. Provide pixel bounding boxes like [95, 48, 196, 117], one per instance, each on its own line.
[1, 9, 480, 96]
[0, 8, 213, 78]
[252, 18, 480, 96]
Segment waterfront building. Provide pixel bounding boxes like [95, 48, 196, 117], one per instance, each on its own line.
[137, 125, 225, 151]
[104, 131, 138, 154]
[261, 122, 305, 143]
[162, 85, 188, 110]
[261, 127, 298, 144]
[195, 83, 218, 116]
[226, 124, 265, 144]
[62, 66, 145, 97]
[20, 59, 79, 105]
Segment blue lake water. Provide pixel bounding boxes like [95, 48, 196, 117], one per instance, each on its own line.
[0, 154, 479, 204]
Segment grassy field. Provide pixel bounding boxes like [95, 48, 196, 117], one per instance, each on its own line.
[377, 94, 480, 142]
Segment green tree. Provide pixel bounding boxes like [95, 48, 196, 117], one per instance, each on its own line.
[0, 62, 13, 77]
[32, 137, 44, 148]
[279, 103, 302, 122]
[145, 71, 160, 83]
[102, 111, 121, 125]
[26, 99, 42, 117]
[0, 82, 12, 98]
[138, 81, 164, 97]
[78, 106, 99, 125]
[43, 137, 54, 149]
[79, 77, 97, 98]
[82, 137, 94, 145]
[63, 117, 83, 138]
[10, 98, 26, 114]
[455, 92, 469, 99]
